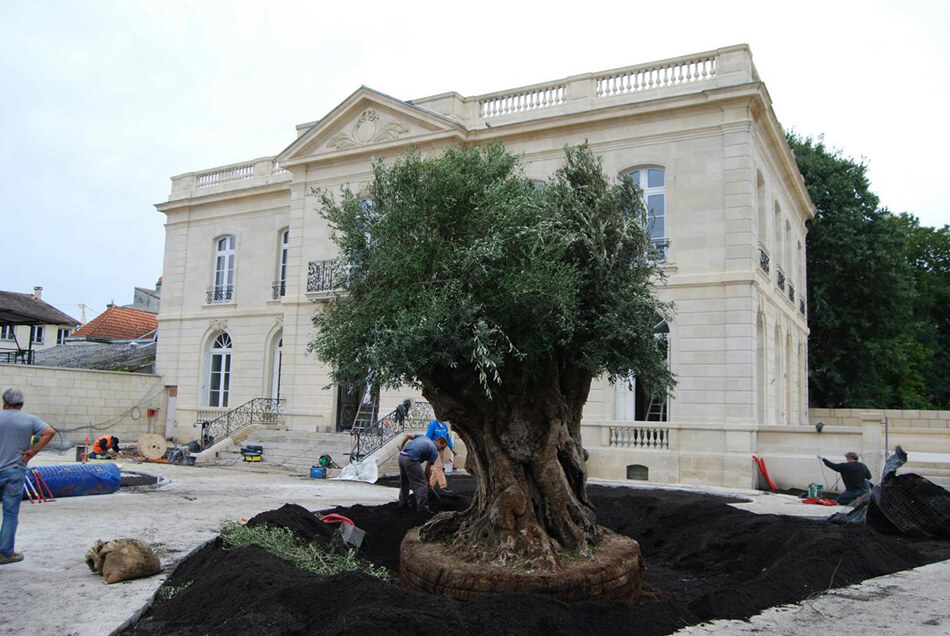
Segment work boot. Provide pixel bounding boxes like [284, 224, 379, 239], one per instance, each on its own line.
[0, 552, 24, 565]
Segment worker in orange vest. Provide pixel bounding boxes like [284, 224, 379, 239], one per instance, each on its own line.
[89, 435, 120, 459]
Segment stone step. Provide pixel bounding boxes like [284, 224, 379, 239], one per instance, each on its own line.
[245, 430, 353, 445]
[237, 440, 353, 457]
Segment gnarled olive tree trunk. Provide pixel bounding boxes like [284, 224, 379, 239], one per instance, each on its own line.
[419, 362, 602, 570]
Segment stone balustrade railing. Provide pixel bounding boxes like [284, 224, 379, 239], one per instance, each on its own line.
[596, 55, 716, 98]
[438, 44, 756, 125]
[170, 158, 291, 199]
[479, 84, 566, 118]
[608, 424, 671, 450]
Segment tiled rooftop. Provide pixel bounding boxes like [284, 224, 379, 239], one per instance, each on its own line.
[72, 305, 157, 341]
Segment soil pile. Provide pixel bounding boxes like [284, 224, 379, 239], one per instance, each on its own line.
[124, 478, 950, 636]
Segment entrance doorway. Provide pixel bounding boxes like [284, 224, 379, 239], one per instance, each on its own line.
[335, 382, 378, 431]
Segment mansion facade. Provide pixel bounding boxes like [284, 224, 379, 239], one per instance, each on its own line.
[155, 44, 813, 487]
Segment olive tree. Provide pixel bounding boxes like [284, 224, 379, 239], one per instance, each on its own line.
[311, 143, 672, 569]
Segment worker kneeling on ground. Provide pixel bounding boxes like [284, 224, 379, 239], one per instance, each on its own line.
[90, 435, 120, 459]
[818, 451, 872, 505]
[397, 433, 447, 514]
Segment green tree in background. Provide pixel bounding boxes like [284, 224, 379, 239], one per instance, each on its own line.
[310, 143, 673, 568]
[897, 214, 950, 406]
[787, 133, 920, 408]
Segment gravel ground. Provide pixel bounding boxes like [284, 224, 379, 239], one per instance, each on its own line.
[2, 451, 948, 636]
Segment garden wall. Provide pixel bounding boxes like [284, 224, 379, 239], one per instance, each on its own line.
[0, 363, 167, 451]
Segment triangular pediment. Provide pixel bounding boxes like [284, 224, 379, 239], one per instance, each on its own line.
[277, 87, 465, 165]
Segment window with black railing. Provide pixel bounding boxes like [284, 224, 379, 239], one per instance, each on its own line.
[206, 285, 234, 304]
[758, 243, 770, 274]
[210, 235, 236, 304]
[776, 267, 786, 292]
[307, 259, 349, 294]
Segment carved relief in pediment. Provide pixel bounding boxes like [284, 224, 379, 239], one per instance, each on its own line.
[326, 109, 410, 150]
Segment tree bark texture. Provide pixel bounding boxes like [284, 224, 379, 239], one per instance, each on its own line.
[420, 360, 603, 570]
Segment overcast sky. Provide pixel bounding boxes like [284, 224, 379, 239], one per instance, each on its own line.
[1, 0, 947, 322]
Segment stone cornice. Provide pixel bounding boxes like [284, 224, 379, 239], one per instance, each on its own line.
[156, 181, 291, 213]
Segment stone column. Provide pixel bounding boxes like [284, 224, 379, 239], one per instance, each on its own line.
[859, 411, 884, 480]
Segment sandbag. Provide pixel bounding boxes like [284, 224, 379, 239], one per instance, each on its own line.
[337, 456, 379, 483]
[85, 538, 161, 584]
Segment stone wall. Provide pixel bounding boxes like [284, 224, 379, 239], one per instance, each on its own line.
[0, 363, 167, 451]
[582, 409, 950, 492]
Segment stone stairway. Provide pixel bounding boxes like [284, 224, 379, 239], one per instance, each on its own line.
[904, 451, 950, 489]
[216, 427, 355, 475]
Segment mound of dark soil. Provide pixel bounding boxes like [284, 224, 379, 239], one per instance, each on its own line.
[124, 478, 950, 636]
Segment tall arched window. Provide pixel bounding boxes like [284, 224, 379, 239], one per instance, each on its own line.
[773, 204, 785, 291]
[270, 335, 283, 400]
[756, 172, 769, 273]
[274, 229, 289, 299]
[614, 315, 671, 422]
[210, 235, 236, 303]
[208, 333, 232, 407]
[627, 167, 667, 262]
[756, 312, 767, 425]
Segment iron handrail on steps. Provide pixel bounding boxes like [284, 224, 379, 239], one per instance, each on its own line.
[196, 397, 284, 448]
[349, 399, 434, 462]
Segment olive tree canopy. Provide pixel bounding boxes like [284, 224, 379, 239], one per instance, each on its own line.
[312, 143, 673, 568]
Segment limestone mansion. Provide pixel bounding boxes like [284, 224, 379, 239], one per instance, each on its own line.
[155, 44, 812, 487]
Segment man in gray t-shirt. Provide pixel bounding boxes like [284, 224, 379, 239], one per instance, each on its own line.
[0, 387, 56, 564]
[397, 433, 447, 514]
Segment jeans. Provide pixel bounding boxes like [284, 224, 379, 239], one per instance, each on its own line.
[398, 454, 429, 513]
[837, 479, 872, 506]
[0, 466, 26, 556]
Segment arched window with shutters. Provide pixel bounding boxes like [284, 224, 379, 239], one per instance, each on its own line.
[207, 332, 233, 407]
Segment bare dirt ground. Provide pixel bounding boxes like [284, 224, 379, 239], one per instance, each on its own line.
[5, 452, 950, 636]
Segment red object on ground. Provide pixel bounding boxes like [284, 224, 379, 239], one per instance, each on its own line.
[801, 497, 838, 506]
[319, 513, 355, 526]
[752, 455, 778, 490]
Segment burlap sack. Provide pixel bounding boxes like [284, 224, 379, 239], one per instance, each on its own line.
[85, 538, 161, 584]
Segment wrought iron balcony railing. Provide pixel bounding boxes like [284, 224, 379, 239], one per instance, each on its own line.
[271, 280, 286, 299]
[307, 259, 349, 294]
[788, 282, 795, 303]
[800, 298, 807, 317]
[776, 268, 786, 292]
[206, 285, 234, 304]
[758, 243, 770, 274]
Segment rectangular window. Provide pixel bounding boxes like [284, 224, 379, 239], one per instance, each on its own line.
[57, 328, 70, 344]
[628, 167, 668, 263]
[209, 235, 236, 303]
[31, 326, 45, 344]
[0, 325, 14, 340]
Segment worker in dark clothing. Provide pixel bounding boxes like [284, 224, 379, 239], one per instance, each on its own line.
[90, 435, 120, 459]
[818, 451, 872, 505]
[397, 433, 447, 514]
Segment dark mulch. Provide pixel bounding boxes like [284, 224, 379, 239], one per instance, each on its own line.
[124, 476, 950, 636]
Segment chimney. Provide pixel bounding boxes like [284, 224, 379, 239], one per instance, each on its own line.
[33, 286, 43, 300]
[155, 276, 162, 295]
